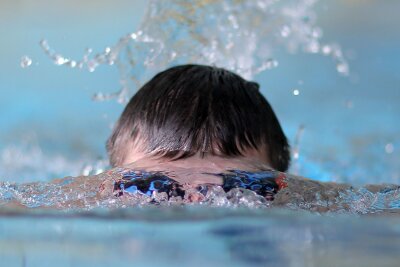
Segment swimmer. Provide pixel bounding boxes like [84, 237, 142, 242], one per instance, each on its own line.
[102, 64, 290, 201]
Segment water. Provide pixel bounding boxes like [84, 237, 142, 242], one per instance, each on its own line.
[1, 0, 400, 266]
[1, 208, 400, 267]
[1, 168, 399, 213]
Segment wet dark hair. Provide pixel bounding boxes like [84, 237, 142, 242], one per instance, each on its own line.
[107, 64, 290, 171]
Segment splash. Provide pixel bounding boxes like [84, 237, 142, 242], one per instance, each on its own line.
[20, 56, 32, 68]
[1, 170, 400, 214]
[40, 0, 349, 103]
[0, 142, 108, 183]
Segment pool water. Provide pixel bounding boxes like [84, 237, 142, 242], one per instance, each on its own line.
[1, 208, 400, 267]
[1, 0, 400, 266]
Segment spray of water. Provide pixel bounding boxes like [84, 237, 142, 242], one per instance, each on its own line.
[40, 0, 349, 104]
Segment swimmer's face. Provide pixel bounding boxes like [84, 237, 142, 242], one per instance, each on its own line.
[117, 143, 273, 186]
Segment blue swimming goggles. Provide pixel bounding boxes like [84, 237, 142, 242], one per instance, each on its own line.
[114, 169, 283, 200]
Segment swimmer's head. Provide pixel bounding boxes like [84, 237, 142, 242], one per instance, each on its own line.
[107, 64, 290, 171]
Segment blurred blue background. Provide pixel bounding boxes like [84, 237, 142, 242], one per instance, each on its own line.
[0, 0, 399, 184]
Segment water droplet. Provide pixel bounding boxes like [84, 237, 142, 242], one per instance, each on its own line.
[281, 25, 291, 37]
[105, 47, 111, 54]
[39, 39, 49, 50]
[225, 42, 234, 50]
[92, 92, 105, 102]
[311, 28, 322, 38]
[265, 59, 279, 69]
[228, 14, 239, 29]
[385, 143, 394, 154]
[68, 60, 77, 68]
[20, 56, 32, 68]
[336, 62, 349, 75]
[87, 61, 97, 72]
[333, 48, 343, 58]
[54, 55, 66, 65]
[293, 89, 300, 96]
[322, 45, 331, 55]
[81, 165, 93, 176]
[307, 41, 320, 53]
[170, 51, 177, 60]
